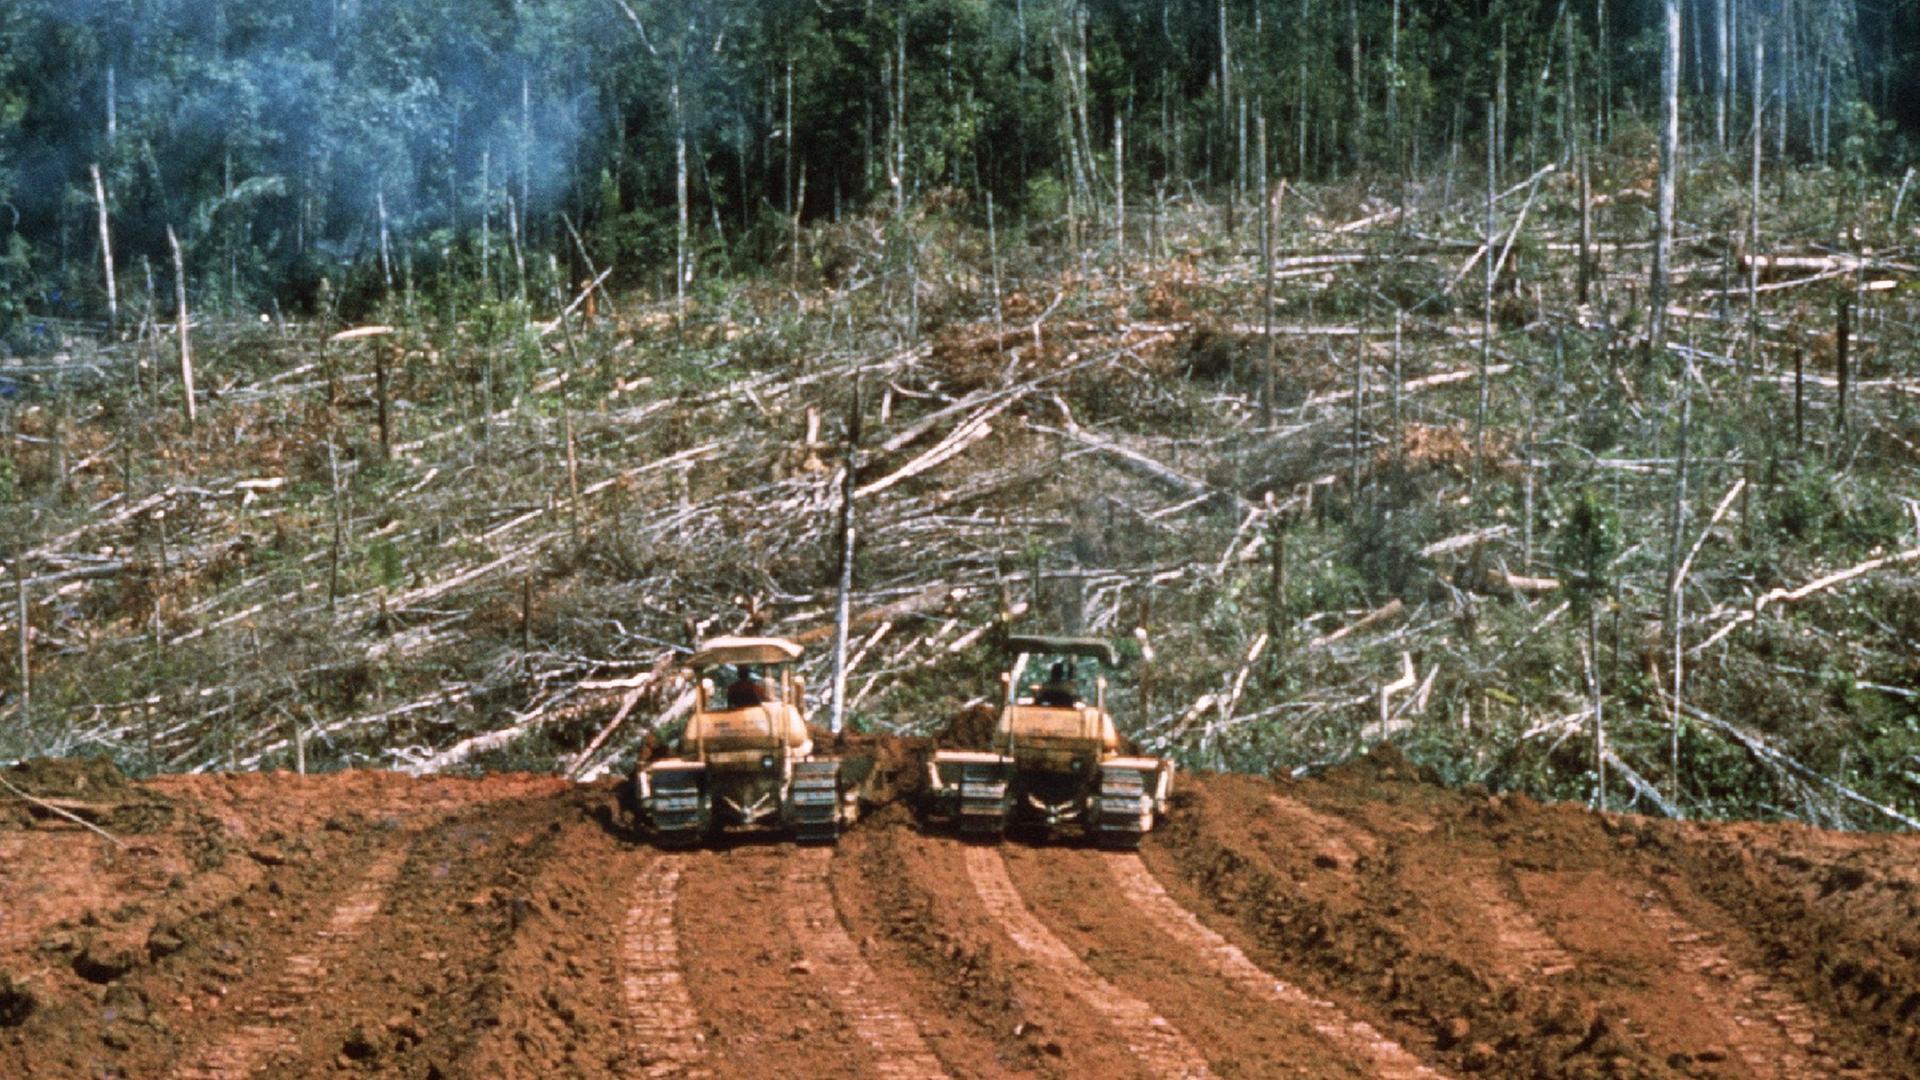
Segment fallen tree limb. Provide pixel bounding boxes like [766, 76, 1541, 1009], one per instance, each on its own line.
[1602, 749, 1683, 818]
[0, 775, 125, 848]
[1673, 697, 1920, 831]
[1310, 598, 1405, 648]
[1692, 545, 1920, 654]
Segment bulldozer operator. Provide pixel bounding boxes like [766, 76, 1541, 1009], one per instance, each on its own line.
[724, 664, 766, 708]
[1036, 661, 1080, 707]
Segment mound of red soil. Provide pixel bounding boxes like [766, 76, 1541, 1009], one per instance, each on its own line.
[2, 756, 1916, 1078]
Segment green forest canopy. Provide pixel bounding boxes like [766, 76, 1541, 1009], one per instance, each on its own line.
[1, 0, 1915, 332]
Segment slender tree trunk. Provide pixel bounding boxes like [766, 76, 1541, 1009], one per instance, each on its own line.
[90, 164, 117, 332]
[13, 552, 27, 728]
[1650, 0, 1681, 357]
[1578, 146, 1594, 305]
[506, 194, 527, 305]
[327, 441, 343, 615]
[895, 13, 909, 216]
[986, 190, 1003, 332]
[1349, 0, 1363, 166]
[673, 72, 689, 315]
[1716, 0, 1730, 149]
[784, 58, 795, 217]
[1219, 0, 1232, 182]
[166, 225, 196, 427]
[1588, 606, 1606, 811]
[377, 187, 393, 291]
[1747, 28, 1765, 362]
[375, 342, 392, 462]
[1496, 22, 1509, 167]
[1476, 106, 1494, 495]
[829, 377, 864, 734]
[481, 147, 493, 298]
[1259, 117, 1275, 425]
[1794, 347, 1805, 449]
[1664, 348, 1693, 802]
[1114, 115, 1125, 281]
[1835, 288, 1851, 435]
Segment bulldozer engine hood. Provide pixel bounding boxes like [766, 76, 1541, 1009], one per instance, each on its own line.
[683, 702, 813, 756]
[998, 704, 1120, 752]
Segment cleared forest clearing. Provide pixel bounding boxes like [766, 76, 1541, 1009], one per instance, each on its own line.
[4, 142, 1919, 827]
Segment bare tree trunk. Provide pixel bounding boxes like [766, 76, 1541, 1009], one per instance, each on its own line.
[90, 164, 117, 332]
[327, 441, 343, 615]
[1259, 117, 1275, 425]
[1218, 0, 1232, 180]
[1747, 27, 1764, 360]
[1835, 288, 1851, 435]
[506, 193, 527, 306]
[895, 13, 909, 217]
[1587, 606, 1606, 811]
[1650, 0, 1681, 356]
[673, 72, 689, 316]
[166, 225, 197, 427]
[1475, 106, 1494, 495]
[1664, 348, 1693, 802]
[377, 187, 394, 291]
[13, 552, 27, 728]
[1349, 0, 1363, 166]
[1716, 0, 1730, 149]
[375, 342, 392, 462]
[784, 57, 795, 217]
[829, 377, 864, 734]
[986, 191, 1003, 333]
[1794, 347, 1805, 450]
[481, 147, 493, 298]
[1578, 146, 1594, 305]
[1114, 115, 1125, 281]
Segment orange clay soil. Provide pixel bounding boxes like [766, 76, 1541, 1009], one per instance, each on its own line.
[2, 744, 1917, 1079]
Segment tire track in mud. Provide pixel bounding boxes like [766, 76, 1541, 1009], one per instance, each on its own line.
[171, 839, 414, 1079]
[963, 845, 1212, 1080]
[621, 855, 709, 1078]
[1619, 885, 1860, 1079]
[784, 847, 950, 1079]
[1103, 852, 1448, 1079]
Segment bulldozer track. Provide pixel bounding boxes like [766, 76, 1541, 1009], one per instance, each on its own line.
[784, 847, 951, 1079]
[1623, 887, 1857, 1079]
[963, 845, 1213, 1079]
[620, 856, 709, 1078]
[1103, 852, 1447, 1080]
[172, 840, 413, 1079]
[1462, 871, 1577, 980]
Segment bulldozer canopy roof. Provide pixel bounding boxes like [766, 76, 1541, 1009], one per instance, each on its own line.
[686, 636, 804, 669]
[1004, 635, 1117, 666]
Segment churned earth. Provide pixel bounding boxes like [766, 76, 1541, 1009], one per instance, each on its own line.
[2, 746, 1918, 1079]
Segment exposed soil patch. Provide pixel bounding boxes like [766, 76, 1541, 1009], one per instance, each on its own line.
[4, 756, 1918, 1078]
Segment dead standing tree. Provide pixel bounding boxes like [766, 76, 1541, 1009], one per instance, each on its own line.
[166, 225, 196, 427]
[1649, 0, 1681, 356]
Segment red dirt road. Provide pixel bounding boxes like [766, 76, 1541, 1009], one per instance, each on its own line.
[4, 748, 1919, 1078]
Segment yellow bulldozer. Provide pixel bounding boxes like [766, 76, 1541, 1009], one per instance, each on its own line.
[922, 634, 1174, 848]
[634, 636, 853, 845]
